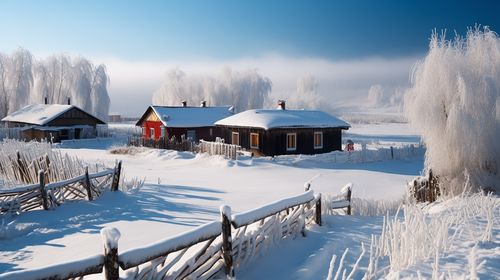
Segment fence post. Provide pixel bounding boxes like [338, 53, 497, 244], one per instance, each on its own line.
[390, 146, 394, 159]
[39, 170, 49, 210]
[101, 227, 120, 280]
[111, 161, 122, 191]
[346, 187, 352, 215]
[84, 166, 93, 201]
[220, 205, 234, 277]
[315, 193, 322, 226]
[17, 151, 27, 183]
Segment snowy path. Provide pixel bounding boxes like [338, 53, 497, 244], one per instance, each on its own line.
[238, 215, 382, 280]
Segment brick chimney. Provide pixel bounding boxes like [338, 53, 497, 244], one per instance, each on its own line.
[181, 101, 187, 107]
[200, 101, 207, 107]
[277, 100, 286, 110]
[44, 97, 48, 104]
[67, 97, 71, 105]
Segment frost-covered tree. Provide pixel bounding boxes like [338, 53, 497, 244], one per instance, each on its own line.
[152, 68, 272, 112]
[405, 27, 500, 194]
[0, 49, 110, 120]
[284, 75, 326, 109]
[367, 85, 384, 107]
[6, 49, 34, 114]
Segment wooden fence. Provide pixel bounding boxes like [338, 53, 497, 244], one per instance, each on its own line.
[0, 161, 122, 214]
[0, 186, 353, 280]
[130, 137, 242, 160]
[410, 169, 440, 203]
[199, 139, 241, 160]
[129, 136, 195, 152]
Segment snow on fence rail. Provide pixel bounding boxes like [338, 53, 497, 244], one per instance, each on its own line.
[0, 161, 122, 214]
[0, 185, 353, 280]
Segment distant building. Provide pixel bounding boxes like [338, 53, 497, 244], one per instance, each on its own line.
[1, 104, 106, 142]
[108, 114, 122, 123]
[215, 101, 350, 156]
[135, 101, 233, 142]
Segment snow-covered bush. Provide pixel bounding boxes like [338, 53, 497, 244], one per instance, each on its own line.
[109, 145, 146, 155]
[405, 26, 500, 194]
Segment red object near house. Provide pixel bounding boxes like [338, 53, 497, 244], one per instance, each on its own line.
[135, 103, 233, 142]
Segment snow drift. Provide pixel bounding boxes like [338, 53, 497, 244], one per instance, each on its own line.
[405, 26, 500, 194]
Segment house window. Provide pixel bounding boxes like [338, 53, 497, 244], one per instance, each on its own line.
[286, 133, 297, 151]
[149, 128, 155, 139]
[232, 132, 240, 145]
[161, 127, 166, 139]
[187, 130, 196, 141]
[314, 131, 323, 149]
[210, 128, 213, 137]
[250, 133, 259, 149]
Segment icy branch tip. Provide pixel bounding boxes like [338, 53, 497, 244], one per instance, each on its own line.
[220, 205, 231, 217]
[100, 227, 121, 251]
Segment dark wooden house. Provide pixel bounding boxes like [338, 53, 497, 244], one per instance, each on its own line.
[215, 101, 350, 156]
[135, 102, 233, 142]
[1, 104, 106, 142]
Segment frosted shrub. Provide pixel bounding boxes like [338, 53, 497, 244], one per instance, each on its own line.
[364, 191, 499, 279]
[121, 176, 145, 194]
[350, 197, 403, 216]
[0, 139, 105, 189]
[405, 26, 500, 194]
[109, 145, 146, 155]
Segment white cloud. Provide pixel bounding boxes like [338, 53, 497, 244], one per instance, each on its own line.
[97, 54, 420, 116]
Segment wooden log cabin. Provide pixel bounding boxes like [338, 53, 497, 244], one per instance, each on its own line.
[1, 104, 106, 142]
[135, 101, 233, 142]
[215, 101, 350, 156]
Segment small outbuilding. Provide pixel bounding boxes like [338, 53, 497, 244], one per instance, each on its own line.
[1, 104, 106, 142]
[135, 102, 233, 142]
[215, 101, 350, 156]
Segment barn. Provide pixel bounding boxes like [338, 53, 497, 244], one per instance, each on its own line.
[1, 104, 106, 142]
[215, 101, 350, 156]
[135, 102, 233, 142]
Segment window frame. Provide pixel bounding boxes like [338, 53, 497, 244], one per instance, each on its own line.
[313, 131, 323, 149]
[250, 132, 259, 149]
[149, 128, 155, 139]
[286, 133, 297, 151]
[231, 132, 240, 145]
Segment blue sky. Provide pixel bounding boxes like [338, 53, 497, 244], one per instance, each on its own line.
[2, 0, 498, 60]
[1, 0, 499, 115]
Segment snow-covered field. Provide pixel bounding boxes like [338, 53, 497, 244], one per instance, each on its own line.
[1, 122, 498, 279]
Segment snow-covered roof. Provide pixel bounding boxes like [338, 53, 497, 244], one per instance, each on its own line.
[1, 104, 103, 126]
[139, 106, 234, 128]
[215, 109, 350, 130]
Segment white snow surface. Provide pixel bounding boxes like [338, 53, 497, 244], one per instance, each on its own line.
[215, 109, 350, 129]
[149, 106, 233, 127]
[1, 104, 75, 125]
[3, 123, 496, 279]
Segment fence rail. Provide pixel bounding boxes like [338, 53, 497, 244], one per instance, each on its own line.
[0, 185, 353, 280]
[129, 136, 195, 152]
[0, 161, 122, 214]
[199, 139, 241, 160]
